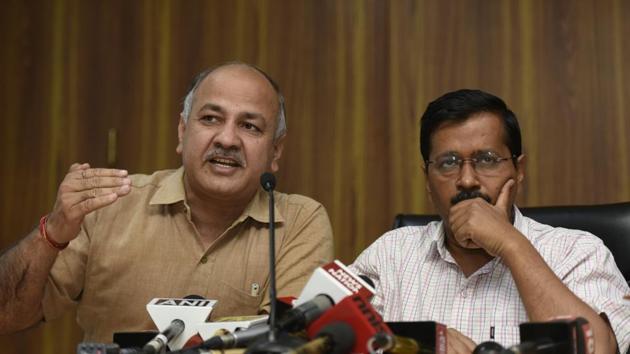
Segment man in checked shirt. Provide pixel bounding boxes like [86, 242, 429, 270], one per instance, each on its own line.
[351, 89, 629, 354]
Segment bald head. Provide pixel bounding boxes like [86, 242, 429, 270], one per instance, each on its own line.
[181, 63, 287, 139]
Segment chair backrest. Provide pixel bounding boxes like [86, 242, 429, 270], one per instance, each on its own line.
[392, 202, 630, 280]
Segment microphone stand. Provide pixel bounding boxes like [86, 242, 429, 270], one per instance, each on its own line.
[245, 173, 305, 354]
[264, 174, 278, 342]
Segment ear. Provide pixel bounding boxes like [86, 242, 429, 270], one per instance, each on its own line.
[425, 182, 433, 199]
[270, 134, 286, 173]
[176, 114, 186, 155]
[511, 154, 526, 202]
[422, 162, 433, 199]
[422, 169, 433, 203]
[515, 154, 526, 185]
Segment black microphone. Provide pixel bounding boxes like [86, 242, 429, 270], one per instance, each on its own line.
[276, 294, 335, 332]
[260, 172, 276, 192]
[190, 294, 334, 351]
[473, 341, 511, 354]
[141, 319, 185, 354]
[243, 172, 296, 354]
[195, 323, 271, 351]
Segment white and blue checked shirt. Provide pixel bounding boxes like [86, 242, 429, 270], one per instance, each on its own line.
[350, 207, 630, 351]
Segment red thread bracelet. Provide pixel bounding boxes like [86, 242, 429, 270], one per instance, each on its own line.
[39, 215, 69, 250]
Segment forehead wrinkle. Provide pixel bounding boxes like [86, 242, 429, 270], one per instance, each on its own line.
[198, 102, 266, 123]
[243, 111, 264, 120]
[198, 102, 224, 114]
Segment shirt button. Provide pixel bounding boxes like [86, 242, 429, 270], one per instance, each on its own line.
[461, 290, 468, 298]
[200, 256, 208, 264]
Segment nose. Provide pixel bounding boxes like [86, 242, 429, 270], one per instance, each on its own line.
[213, 121, 240, 150]
[455, 160, 481, 190]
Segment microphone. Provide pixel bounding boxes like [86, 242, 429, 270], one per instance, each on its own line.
[260, 172, 276, 192]
[295, 260, 376, 307]
[306, 293, 392, 354]
[142, 319, 185, 354]
[196, 322, 271, 350]
[145, 296, 215, 351]
[277, 294, 335, 332]
[188, 262, 369, 353]
[228, 172, 291, 354]
[142, 295, 205, 354]
[260, 172, 279, 342]
[192, 295, 335, 351]
[289, 322, 356, 354]
[473, 341, 511, 354]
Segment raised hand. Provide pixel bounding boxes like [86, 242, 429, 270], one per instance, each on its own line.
[448, 179, 521, 256]
[45, 163, 131, 245]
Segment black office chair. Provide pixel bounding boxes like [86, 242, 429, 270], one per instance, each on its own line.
[393, 202, 630, 280]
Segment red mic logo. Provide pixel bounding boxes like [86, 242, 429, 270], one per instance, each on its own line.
[322, 262, 373, 300]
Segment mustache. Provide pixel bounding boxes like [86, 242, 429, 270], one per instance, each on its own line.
[450, 190, 492, 206]
[205, 147, 245, 166]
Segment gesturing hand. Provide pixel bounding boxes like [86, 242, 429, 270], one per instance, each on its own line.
[448, 179, 520, 257]
[45, 163, 131, 244]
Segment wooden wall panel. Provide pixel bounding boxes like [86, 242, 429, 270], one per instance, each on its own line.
[1, 1, 629, 352]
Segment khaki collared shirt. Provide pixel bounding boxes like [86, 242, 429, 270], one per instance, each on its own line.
[42, 167, 334, 342]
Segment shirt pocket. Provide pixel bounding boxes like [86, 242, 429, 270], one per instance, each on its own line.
[209, 279, 263, 319]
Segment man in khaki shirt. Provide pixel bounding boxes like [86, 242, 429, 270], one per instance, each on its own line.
[0, 62, 334, 342]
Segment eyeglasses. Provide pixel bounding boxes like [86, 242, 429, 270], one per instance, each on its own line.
[425, 151, 517, 177]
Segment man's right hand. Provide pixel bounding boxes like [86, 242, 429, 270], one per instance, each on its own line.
[45, 163, 131, 244]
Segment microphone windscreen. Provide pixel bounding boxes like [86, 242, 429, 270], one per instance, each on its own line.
[473, 341, 506, 354]
[260, 173, 276, 191]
